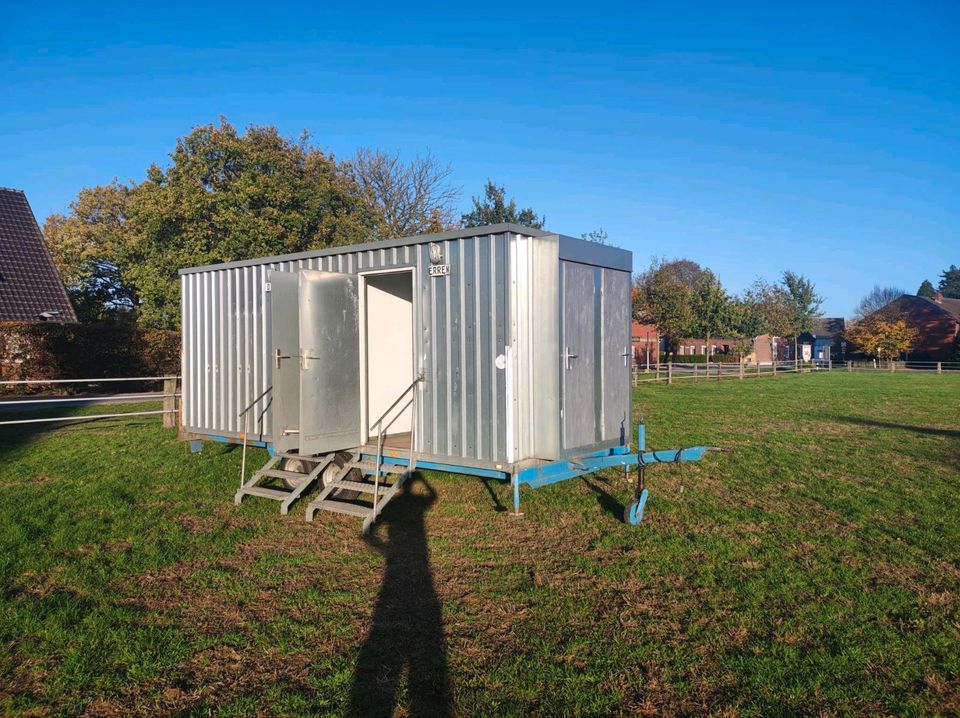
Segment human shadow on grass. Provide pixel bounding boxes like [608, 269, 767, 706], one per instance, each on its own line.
[581, 476, 625, 521]
[348, 473, 451, 718]
[831, 416, 960, 439]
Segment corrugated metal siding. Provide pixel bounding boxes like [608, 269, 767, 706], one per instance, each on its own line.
[182, 232, 516, 464]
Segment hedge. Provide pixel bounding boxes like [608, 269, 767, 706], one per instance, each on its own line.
[0, 321, 180, 392]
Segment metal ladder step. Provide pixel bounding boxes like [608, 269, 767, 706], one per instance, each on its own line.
[241, 485, 291, 500]
[257, 468, 309, 482]
[334, 479, 391, 495]
[274, 451, 316, 460]
[315, 499, 372, 517]
[353, 460, 408, 474]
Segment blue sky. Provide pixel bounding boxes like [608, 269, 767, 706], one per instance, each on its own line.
[1, 2, 957, 317]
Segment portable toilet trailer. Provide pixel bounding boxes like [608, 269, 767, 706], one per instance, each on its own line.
[179, 223, 634, 532]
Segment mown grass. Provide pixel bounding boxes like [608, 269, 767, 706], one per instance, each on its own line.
[0, 373, 958, 716]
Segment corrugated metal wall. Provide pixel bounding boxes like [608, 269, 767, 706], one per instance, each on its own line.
[181, 231, 516, 464]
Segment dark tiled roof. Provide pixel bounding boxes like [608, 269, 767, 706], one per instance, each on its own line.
[922, 296, 960, 321]
[0, 188, 76, 322]
[809, 317, 845, 338]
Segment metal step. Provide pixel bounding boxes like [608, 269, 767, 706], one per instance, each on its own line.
[241, 486, 291, 500]
[257, 468, 308, 482]
[315, 499, 371, 517]
[353, 460, 408, 474]
[334, 479, 391, 495]
[275, 451, 317, 460]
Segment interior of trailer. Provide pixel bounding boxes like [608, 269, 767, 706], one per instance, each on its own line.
[361, 269, 414, 444]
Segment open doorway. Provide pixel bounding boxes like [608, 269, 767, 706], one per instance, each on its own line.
[361, 270, 414, 446]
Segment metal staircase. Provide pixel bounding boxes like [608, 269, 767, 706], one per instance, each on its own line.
[304, 454, 412, 534]
[305, 374, 422, 534]
[235, 450, 333, 515]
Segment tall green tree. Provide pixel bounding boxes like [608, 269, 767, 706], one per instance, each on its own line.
[917, 279, 937, 298]
[781, 271, 823, 362]
[938, 264, 960, 298]
[43, 181, 139, 322]
[125, 119, 373, 328]
[744, 278, 795, 362]
[633, 258, 708, 351]
[460, 180, 544, 229]
[690, 271, 730, 360]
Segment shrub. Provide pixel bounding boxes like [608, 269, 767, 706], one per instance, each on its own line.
[0, 321, 180, 393]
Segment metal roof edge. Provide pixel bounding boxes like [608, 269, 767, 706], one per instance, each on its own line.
[178, 223, 550, 275]
[557, 234, 632, 272]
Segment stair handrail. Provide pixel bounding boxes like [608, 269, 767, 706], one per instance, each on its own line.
[238, 385, 272, 491]
[370, 374, 423, 516]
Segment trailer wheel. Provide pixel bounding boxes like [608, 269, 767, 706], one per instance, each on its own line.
[624, 488, 649, 525]
[279, 458, 315, 490]
[323, 452, 362, 500]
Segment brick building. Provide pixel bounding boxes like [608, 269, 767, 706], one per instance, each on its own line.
[869, 293, 960, 361]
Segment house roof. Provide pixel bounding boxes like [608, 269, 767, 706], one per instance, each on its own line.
[0, 188, 77, 322]
[809, 317, 845, 338]
[920, 295, 960, 321]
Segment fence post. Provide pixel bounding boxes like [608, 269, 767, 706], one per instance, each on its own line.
[694, 363, 698, 382]
[757, 360, 761, 377]
[739, 358, 744, 380]
[847, 361, 852, 372]
[656, 360, 661, 382]
[668, 360, 673, 385]
[937, 361, 942, 374]
[163, 377, 176, 428]
[828, 358, 832, 371]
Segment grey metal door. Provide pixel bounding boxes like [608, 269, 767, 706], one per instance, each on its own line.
[561, 261, 597, 450]
[601, 268, 631, 443]
[298, 269, 362, 454]
[269, 270, 301, 451]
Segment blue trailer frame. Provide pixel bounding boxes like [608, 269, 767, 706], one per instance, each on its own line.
[196, 421, 716, 525]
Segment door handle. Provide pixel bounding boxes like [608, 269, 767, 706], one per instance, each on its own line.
[563, 347, 578, 370]
[275, 349, 292, 369]
[620, 347, 631, 367]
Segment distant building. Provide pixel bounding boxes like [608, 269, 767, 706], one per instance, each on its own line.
[0, 188, 76, 322]
[865, 293, 960, 361]
[795, 317, 846, 363]
[631, 321, 662, 366]
[674, 336, 741, 357]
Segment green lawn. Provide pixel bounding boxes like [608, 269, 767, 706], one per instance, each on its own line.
[1, 372, 958, 717]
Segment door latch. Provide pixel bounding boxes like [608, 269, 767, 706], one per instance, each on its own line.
[275, 348, 292, 369]
[563, 346, 578, 370]
[621, 347, 631, 366]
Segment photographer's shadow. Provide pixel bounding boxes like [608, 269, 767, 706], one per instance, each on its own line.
[348, 473, 451, 718]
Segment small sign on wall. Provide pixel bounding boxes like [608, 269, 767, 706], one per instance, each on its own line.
[428, 264, 450, 277]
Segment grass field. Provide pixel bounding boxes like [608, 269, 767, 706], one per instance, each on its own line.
[1, 372, 958, 717]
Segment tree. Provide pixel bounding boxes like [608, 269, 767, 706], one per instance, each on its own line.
[938, 265, 960, 299]
[846, 316, 919, 360]
[726, 295, 763, 358]
[853, 285, 905, 320]
[689, 271, 730, 361]
[743, 279, 795, 363]
[124, 119, 373, 328]
[917, 279, 937, 298]
[460, 180, 544, 229]
[781, 271, 823, 362]
[633, 258, 708, 352]
[43, 181, 139, 322]
[581, 228, 607, 244]
[343, 148, 460, 240]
